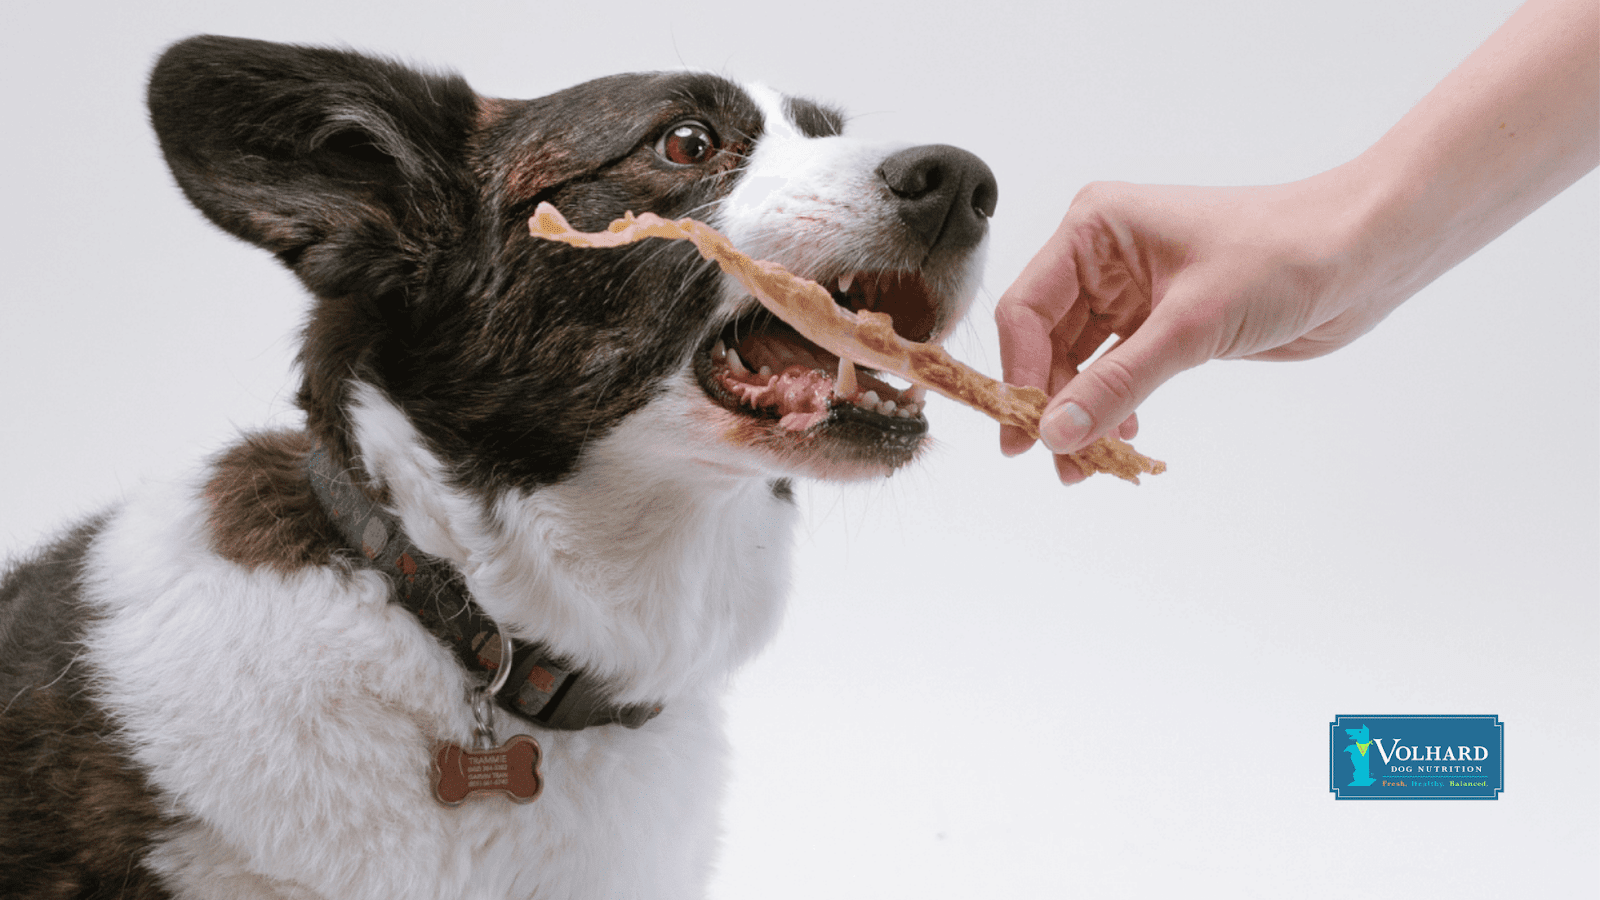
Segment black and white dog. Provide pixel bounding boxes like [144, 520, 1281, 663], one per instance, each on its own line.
[0, 36, 995, 899]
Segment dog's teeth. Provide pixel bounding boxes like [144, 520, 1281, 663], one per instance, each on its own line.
[904, 385, 927, 404]
[712, 340, 727, 362]
[727, 347, 748, 376]
[880, 399, 896, 414]
[758, 365, 772, 380]
[838, 272, 855, 293]
[862, 390, 879, 407]
[835, 357, 858, 398]
[896, 408, 913, 418]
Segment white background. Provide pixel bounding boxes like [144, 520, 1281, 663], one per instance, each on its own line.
[2, 1, 1594, 897]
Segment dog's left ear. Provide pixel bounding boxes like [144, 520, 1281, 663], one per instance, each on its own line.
[148, 35, 479, 300]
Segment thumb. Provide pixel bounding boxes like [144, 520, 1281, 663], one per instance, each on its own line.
[1037, 309, 1206, 454]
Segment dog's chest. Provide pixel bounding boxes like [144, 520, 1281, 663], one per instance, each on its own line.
[81, 458, 780, 898]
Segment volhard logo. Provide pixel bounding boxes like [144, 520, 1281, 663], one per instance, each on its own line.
[1329, 715, 1503, 800]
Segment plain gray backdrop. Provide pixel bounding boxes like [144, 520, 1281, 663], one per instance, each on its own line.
[2, 1, 1595, 896]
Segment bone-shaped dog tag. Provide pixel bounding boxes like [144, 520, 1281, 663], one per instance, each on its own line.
[432, 734, 544, 806]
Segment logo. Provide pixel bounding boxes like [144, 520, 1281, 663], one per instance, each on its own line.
[1329, 715, 1503, 800]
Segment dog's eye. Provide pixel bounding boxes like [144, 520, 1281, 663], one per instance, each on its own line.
[656, 121, 718, 166]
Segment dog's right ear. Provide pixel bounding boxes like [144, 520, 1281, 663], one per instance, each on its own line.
[147, 35, 478, 300]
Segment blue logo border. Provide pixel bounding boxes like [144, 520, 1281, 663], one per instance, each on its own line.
[1329, 714, 1503, 800]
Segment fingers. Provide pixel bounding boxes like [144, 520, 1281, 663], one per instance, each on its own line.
[999, 422, 1037, 457]
[994, 216, 1087, 456]
[1044, 411, 1137, 486]
[996, 291, 1059, 456]
[995, 221, 1086, 382]
[1118, 411, 1139, 440]
[1053, 453, 1090, 486]
[994, 181, 1192, 471]
[1036, 306, 1207, 455]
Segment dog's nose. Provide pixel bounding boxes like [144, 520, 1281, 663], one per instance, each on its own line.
[877, 144, 998, 254]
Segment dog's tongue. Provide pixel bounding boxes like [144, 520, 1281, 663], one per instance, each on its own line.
[721, 364, 833, 431]
[715, 331, 838, 431]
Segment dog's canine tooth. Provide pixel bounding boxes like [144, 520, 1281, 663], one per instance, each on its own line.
[726, 347, 748, 376]
[835, 357, 858, 398]
[712, 339, 727, 362]
[837, 272, 855, 293]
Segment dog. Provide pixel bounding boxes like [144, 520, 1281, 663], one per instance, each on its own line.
[0, 35, 996, 899]
[1343, 725, 1378, 786]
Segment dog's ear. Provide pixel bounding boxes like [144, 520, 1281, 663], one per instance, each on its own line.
[147, 35, 479, 300]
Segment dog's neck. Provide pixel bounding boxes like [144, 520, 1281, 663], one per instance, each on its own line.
[344, 381, 797, 703]
[306, 439, 664, 729]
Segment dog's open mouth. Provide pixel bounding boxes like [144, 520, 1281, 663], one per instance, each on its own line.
[695, 271, 941, 446]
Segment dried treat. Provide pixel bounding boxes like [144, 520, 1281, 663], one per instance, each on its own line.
[529, 204, 1165, 483]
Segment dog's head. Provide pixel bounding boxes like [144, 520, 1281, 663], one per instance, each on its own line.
[149, 36, 996, 493]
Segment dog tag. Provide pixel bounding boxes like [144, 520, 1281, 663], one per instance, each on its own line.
[432, 734, 544, 806]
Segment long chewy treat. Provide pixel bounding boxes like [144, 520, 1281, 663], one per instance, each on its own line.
[529, 203, 1164, 483]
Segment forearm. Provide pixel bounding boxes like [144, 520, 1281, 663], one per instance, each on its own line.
[1002, 0, 1598, 468]
[1330, 0, 1598, 304]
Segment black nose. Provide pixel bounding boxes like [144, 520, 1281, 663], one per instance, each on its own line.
[876, 144, 998, 254]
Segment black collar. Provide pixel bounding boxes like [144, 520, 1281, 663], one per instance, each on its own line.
[307, 441, 661, 730]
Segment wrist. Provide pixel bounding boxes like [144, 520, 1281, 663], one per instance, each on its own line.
[1299, 153, 1429, 318]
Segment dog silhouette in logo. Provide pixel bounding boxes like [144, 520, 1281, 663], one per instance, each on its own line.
[1343, 725, 1378, 786]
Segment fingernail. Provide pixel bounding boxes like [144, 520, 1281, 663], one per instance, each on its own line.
[1040, 402, 1093, 454]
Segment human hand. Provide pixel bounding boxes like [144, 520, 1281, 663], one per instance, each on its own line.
[994, 176, 1404, 484]
[996, 0, 1597, 486]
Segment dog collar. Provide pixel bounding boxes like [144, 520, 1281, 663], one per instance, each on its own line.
[307, 441, 662, 731]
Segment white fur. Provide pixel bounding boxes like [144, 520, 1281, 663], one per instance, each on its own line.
[83, 380, 790, 899]
[718, 85, 986, 342]
[721, 85, 914, 271]
[71, 79, 988, 899]
[346, 380, 796, 704]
